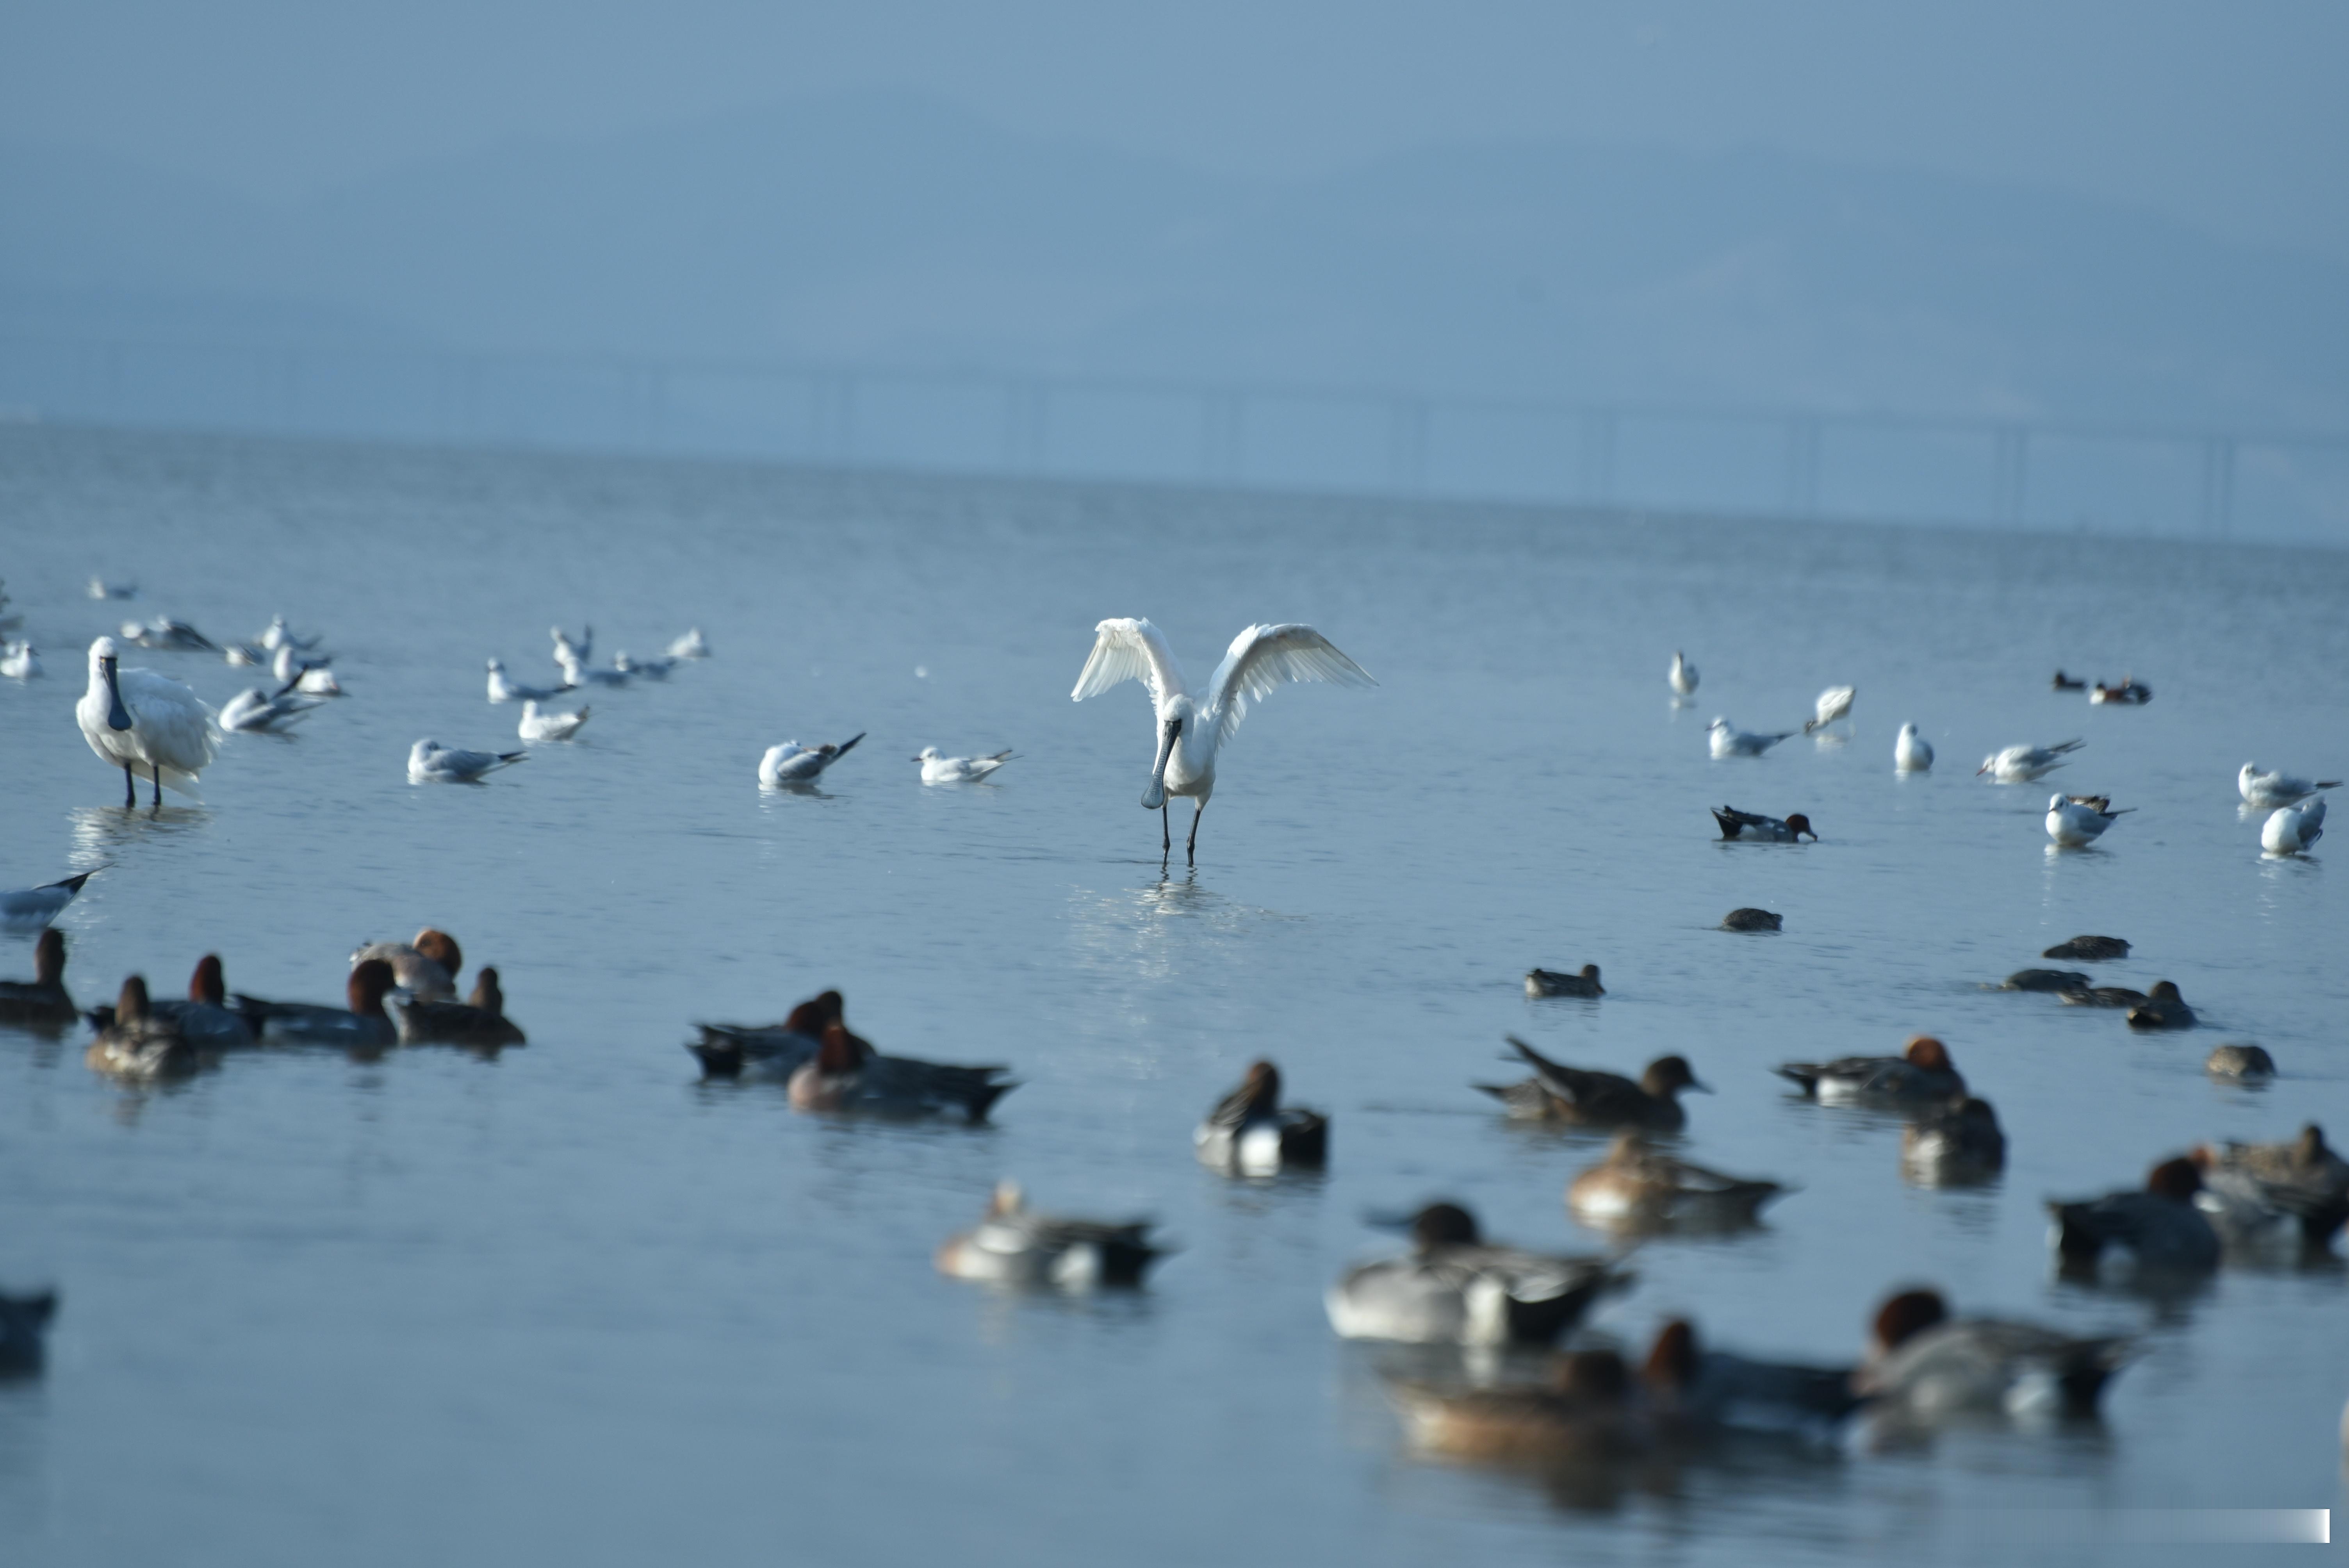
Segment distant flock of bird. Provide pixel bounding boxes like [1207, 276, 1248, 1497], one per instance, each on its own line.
[4, 587, 2344, 1467]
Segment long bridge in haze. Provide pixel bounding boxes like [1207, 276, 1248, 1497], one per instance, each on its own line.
[3, 332, 2344, 542]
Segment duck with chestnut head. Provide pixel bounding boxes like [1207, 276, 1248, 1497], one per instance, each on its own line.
[1853, 1288, 2134, 1422]
[2046, 1157, 2222, 1278]
[231, 959, 399, 1049]
[1775, 1036, 1965, 1106]
[86, 976, 209, 1080]
[786, 1020, 1017, 1123]
[0, 929, 77, 1031]
[390, 966, 526, 1049]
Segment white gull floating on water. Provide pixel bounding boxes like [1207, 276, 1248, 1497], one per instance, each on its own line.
[759, 735, 864, 787]
[487, 658, 565, 703]
[408, 739, 527, 783]
[517, 702, 590, 743]
[1669, 650, 1699, 697]
[916, 746, 1014, 784]
[1979, 739, 2082, 783]
[2240, 763, 2340, 810]
[0, 642, 39, 680]
[1895, 722, 1934, 772]
[2261, 797, 2326, 856]
[219, 682, 324, 733]
[1071, 618, 1375, 865]
[1804, 685, 1855, 733]
[75, 636, 219, 806]
[667, 628, 710, 659]
[2047, 793, 2130, 848]
[0, 871, 96, 931]
[1709, 717, 1792, 759]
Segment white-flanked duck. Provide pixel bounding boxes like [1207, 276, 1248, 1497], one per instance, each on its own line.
[2124, 981, 2197, 1031]
[1804, 685, 1855, 733]
[1708, 717, 1791, 758]
[1, 870, 94, 932]
[2047, 1157, 2222, 1278]
[486, 658, 565, 704]
[1977, 738, 2082, 783]
[76, 636, 220, 807]
[1194, 1060, 1328, 1174]
[1893, 722, 1933, 772]
[2262, 797, 2325, 855]
[1524, 964, 1604, 998]
[915, 746, 1015, 784]
[409, 739, 527, 783]
[1902, 1099, 2007, 1186]
[389, 968, 526, 1049]
[1642, 1319, 1866, 1440]
[1713, 805, 1816, 843]
[219, 679, 324, 734]
[0, 930, 77, 1030]
[2240, 763, 2339, 810]
[1567, 1133, 1787, 1233]
[1775, 1035, 1964, 1105]
[517, 701, 590, 743]
[1854, 1288, 2134, 1421]
[935, 1180, 1168, 1290]
[2046, 793, 2130, 847]
[1325, 1202, 1631, 1347]
[1480, 1039, 1709, 1131]
[0, 1288, 57, 1377]
[686, 990, 846, 1078]
[759, 734, 864, 788]
[231, 960, 399, 1049]
[86, 976, 209, 1080]
[2042, 934, 2128, 961]
[2089, 677, 2151, 705]
[1668, 649, 1698, 697]
[787, 1021, 1018, 1122]
[351, 929, 463, 1000]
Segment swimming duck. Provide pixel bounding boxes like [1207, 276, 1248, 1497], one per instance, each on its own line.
[1901, 1098, 2007, 1186]
[1524, 964, 1604, 998]
[1893, 722, 1934, 772]
[1324, 1202, 1631, 1347]
[230, 959, 399, 1049]
[1194, 1060, 1328, 1174]
[1804, 686, 1855, 734]
[1385, 1349, 1652, 1463]
[2189, 1126, 2349, 1251]
[1641, 1319, 1865, 1438]
[2051, 670, 2087, 691]
[2046, 793, 2130, 848]
[0, 929, 77, 1030]
[1853, 1288, 2133, 1420]
[2239, 763, 2340, 811]
[0, 1289, 57, 1377]
[2124, 981, 2196, 1031]
[787, 1021, 1018, 1122]
[1720, 908, 1782, 932]
[85, 976, 208, 1080]
[137, 954, 256, 1050]
[389, 967, 526, 1048]
[2058, 982, 2146, 1009]
[1977, 739, 2083, 783]
[687, 991, 848, 1077]
[2262, 797, 2326, 856]
[1566, 1133, 1787, 1231]
[934, 1180, 1168, 1290]
[350, 930, 463, 1000]
[1479, 1039, 1709, 1131]
[2088, 677, 2151, 705]
[2042, 935, 2128, 962]
[1775, 1036, 1964, 1105]
[2046, 1157, 2222, 1277]
[1713, 806, 1816, 843]
[1998, 968, 2089, 993]
[2204, 1043, 2275, 1079]
[1708, 718, 1793, 759]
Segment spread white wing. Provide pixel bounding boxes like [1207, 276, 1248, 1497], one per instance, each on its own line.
[1070, 618, 1190, 708]
[1204, 624, 1376, 750]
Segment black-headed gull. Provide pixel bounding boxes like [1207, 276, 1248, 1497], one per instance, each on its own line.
[612, 650, 675, 680]
[1804, 685, 1855, 733]
[517, 701, 590, 743]
[1978, 739, 2082, 783]
[219, 681, 324, 733]
[257, 615, 322, 653]
[75, 636, 219, 806]
[2047, 792, 2130, 847]
[270, 644, 339, 694]
[1713, 805, 1817, 842]
[759, 734, 864, 787]
[1071, 618, 1374, 865]
[1669, 650, 1699, 696]
[2240, 764, 2340, 810]
[1894, 722, 1934, 772]
[120, 617, 216, 652]
[915, 746, 1014, 784]
[408, 739, 526, 783]
[487, 659, 565, 703]
[2261, 797, 2325, 855]
[0, 642, 39, 680]
[1709, 717, 1792, 758]
[551, 624, 592, 668]
[667, 627, 710, 659]
[0, 872, 95, 932]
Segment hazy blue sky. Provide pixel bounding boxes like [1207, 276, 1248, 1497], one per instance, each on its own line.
[7, 1, 2347, 258]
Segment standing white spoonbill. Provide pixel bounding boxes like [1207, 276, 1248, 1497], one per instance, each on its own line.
[1071, 619, 1375, 865]
[1805, 685, 1855, 733]
[76, 636, 219, 807]
[1895, 722, 1934, 772]
[1709, 718, 1792, 759]
[915, 746, 1014, 784]
[759, 735, 864, 788]
[2047, 793, 2130, 848]
[408, 739, 527, 783]
[2262, 797, 2326, 855]
[2240, 763, 2340, 810]
[1669, 650, 1699, 697]
[1979, 739, 2083, 783]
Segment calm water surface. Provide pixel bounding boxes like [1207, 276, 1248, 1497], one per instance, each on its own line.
[2, 427, 2345, 1566]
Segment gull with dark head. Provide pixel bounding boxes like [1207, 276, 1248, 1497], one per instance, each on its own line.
[1071, 618, 1374, 866]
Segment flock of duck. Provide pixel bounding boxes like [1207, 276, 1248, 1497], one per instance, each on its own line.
[4, 593, 2344, 1480]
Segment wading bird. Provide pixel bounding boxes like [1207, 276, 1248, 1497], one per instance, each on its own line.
[1070, 618, 1374, 865]
[75, 636, 219, 807]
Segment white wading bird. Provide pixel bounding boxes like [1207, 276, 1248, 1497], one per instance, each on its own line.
[408, 739, 527, 783]
[517, 701, 590, 743]
[2262, 797, 2325, 855]
[1669, 650, 1699, 697]
[1894, 722, 1934, 772]
[1979, 739, 2083, 783]
[2239, 763, 2340, 811]
[2046, 793, 2131, 848]
[1070, 619, 1375, 865]
[76, 636, 219, 807]
[915, 746, 1014, 784]
[1805, 685, 1856, 733]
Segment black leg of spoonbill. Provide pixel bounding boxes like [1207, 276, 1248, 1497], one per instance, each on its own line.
[1187, 801, 1204, 865]
[151, 763, 163, 808]
[122, 764, 136, 808]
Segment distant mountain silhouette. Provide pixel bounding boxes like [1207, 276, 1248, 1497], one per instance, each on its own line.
[4, 93, 2345, 429]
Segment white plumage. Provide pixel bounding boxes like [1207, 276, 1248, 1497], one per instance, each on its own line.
[75, 636, 219, 805]
[1979, 739, 2083, 783]
[2046, 793, 2128, 848]
[667, 627, 710, 659]
[1894, 722, 1934, 772]
[1805, 685, 1856, 733]
[487, 658, 564, 703]
[2262, 797, 2326, 855]
[2240, 763, 2340, 810]
[518, 701, 591, 743]
[915, 746, 1014, 784]
[0, 642, 39, 680]
[219, 684, 324, 733]
[1669, 650, 1699, 696]
[759, 734, 864, 787]
[408, 739, 527, 783]
[1709, 717, 1792, 759]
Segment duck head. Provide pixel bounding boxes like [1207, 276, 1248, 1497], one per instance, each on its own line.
[1871, 1287, 1949, 1354]
[1785, 813, 1818, 841]
[1410, 1202, 1481, 1251]
[116, 973, 151, 1023]
[1903, 1036, 1955, 1073]
[1579, 964, 1602, 984]
[413, 928, 463, 982]
[1642, 1056, 1710, 1098]
[814, 1021, 863, 1073]
[348, 960, 396, 1019]
[1643, 1319, 1700, 1394]
[2298, 1125, 2331, 1164]
[1240, 1059, 1282, 1114]
[34, 929, 64, 987]
[189, 955, 226, 1006]
[468, 967, 505, 1016]
[2146, 1157, 2203, 1202]
[2147, 981, 2182, 1003]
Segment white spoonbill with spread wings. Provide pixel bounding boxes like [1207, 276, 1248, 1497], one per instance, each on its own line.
[76, 636, 219, 807]
[1070, 618, 1375, 864]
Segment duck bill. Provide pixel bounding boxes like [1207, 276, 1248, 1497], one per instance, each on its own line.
[1141, 716, 1179, 809]
[1688, 1079, 1715, 1094]
[102, 657, 133, 731]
